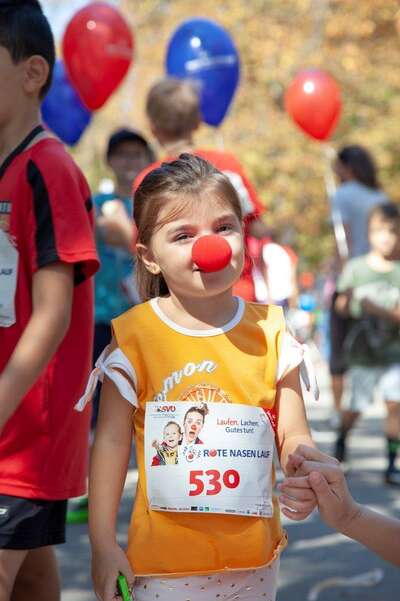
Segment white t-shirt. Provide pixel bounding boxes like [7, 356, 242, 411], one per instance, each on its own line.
[253, 242, 294, 303]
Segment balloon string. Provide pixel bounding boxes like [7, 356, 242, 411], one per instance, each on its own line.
[322, 143, 348, 262]
[213, 129, 225, 151]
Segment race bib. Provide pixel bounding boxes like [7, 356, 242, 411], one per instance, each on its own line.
[145, 401, 275, 517]
[0, 230, 18, 327]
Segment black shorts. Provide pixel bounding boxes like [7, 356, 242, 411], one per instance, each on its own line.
[329, 291, 354, 376]
[0, 495, 67, 550]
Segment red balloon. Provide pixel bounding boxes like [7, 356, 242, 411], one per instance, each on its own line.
[192, 235, 232, 273]
[285, 69, 341, 141]
[62, 2, 133, 110]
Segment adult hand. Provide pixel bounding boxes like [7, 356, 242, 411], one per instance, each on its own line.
[279, 445, 360, 532]
[92, 543, 135, 601]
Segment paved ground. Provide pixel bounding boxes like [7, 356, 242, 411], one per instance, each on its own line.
[59, 356, 400, 600]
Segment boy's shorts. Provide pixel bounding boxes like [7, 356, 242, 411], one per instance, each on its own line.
[0, 495, 67, 550]
[343, 364, 400, 412]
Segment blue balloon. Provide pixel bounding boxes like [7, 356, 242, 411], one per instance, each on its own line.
[166, 18, 240, 127]
[299, 293, 317, 312]
[41, 60, 92, 146]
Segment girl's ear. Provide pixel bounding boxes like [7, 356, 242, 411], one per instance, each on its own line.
[136, 243, 161, 275]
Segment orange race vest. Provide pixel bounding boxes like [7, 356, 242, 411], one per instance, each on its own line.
[112, 300, 288, 577]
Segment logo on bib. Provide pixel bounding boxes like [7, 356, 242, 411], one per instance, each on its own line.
[156, 405, 176, 413]
[179, 383, 231, 404]
[151, 360, 218, 402]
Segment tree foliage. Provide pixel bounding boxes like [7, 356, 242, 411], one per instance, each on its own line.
[72, 0, 400, 268]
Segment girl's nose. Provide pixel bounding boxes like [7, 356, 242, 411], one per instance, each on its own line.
[192, 235, 232, 272]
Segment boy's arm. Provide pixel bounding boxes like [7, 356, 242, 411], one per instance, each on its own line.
[334, 289, 353, 316]
[96, 199, 136, 252]
[361, 299, 400, 324]
[335, 261, 354, 316]
[0, 262, 73, 431]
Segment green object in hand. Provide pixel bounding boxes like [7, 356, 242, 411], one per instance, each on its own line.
[117, 573, 132, 601]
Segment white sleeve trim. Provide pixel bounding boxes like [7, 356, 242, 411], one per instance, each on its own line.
[277, 332, 319, 400]
[74, 345, 138, 411]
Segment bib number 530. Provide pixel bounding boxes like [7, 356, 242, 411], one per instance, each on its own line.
[189, 469, 240, 496]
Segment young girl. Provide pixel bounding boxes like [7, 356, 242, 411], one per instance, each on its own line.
[77, 154, 318, 601]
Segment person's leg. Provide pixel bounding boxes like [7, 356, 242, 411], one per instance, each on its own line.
[331, 374, 344, 413]
[383, 402, 400, 485]
[380, 365, 400, 485]
[334, 366, 376, 463]
[0, 549, 27, 601]
[329, 291, 352, 414]
[11, 546, 60, 601]
[0, 497, 65, 601]
[334, 409, 359, 462]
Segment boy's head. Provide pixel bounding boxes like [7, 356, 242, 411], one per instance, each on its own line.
[106, 128, 154, 188]
[0, 1, 55, 101]
[146, 77, 201, 144]
[368, 203, 400, 259]
[163, 421, 182, 449]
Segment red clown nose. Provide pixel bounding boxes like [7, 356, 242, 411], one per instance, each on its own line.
[192, 235, 232, 272]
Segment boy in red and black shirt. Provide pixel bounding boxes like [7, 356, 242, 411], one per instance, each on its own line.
[0, 1, 98, 598]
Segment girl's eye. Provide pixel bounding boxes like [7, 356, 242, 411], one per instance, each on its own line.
[174, 233, 191, 242]
[217, 223, 233, 233]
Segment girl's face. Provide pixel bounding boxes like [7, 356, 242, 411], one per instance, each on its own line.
[141, 196, 244, 300]
[184, 411, 204, 443]
[163, 424, 181, 449]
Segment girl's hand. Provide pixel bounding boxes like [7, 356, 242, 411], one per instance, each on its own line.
[279, 445, 360, 531]
[278, 476, 317, 521]
[92, 544, 135, 601]
[278, 447, 318, 520]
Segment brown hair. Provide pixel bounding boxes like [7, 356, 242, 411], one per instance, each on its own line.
[146, 77, 201, 139]
[368, 202, 400, 227]
[164, 421, 182, 435]
[183, 404, 209, 425]
[134, 153, 243, 301]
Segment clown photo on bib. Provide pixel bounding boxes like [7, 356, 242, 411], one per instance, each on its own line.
[144, 396, 275, 517]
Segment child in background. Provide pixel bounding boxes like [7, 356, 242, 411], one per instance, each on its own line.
[77, 154, 318, 601]
[67, 129, 154, 524]
[93, 129, 154, 411]
[333, 203, 400, 485]
[329, 145, 388, 420]
[94, 128, 154, 344]
[0, 1, 98, 598]
[134, 77, 270, 301]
